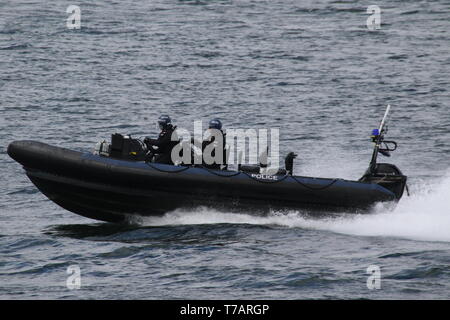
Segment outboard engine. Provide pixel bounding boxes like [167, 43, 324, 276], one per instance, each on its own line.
[359, 105, 408, 200]
[359, 163, 407, 200]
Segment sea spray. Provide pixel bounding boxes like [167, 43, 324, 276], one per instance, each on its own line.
[141, 173, 450, 243]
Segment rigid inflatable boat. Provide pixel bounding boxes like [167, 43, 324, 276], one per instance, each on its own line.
[7, 106, 407, 223]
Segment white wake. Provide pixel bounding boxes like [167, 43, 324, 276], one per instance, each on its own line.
[140, 173, 450, 243]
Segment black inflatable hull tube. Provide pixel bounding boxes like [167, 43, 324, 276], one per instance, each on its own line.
[7, 141, 397, 223]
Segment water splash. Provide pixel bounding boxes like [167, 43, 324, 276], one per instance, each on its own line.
[312, 173, 450, 242]
[141, 173, 450, 243]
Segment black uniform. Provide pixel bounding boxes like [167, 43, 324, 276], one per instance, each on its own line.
[144, 125, 179, 164]
[202, 130, 226, 169]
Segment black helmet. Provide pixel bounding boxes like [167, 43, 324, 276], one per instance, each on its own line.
[157, 115, 172, 130]
[208, 118, 222, 130]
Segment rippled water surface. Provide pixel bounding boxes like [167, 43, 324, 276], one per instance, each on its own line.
[1, 0, 449, 299]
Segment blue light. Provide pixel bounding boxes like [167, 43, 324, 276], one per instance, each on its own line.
[372, 129, 379, 136]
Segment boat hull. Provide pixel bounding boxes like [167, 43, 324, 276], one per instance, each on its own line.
[7, 140, 397, 223]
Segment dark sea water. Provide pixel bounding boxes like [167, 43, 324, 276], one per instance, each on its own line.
[1, 0, 449, 299]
